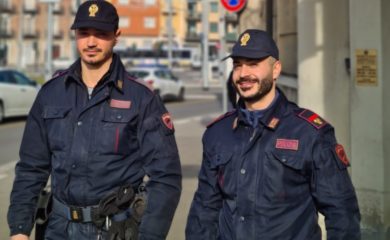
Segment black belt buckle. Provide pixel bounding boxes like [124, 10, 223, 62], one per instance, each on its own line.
[70, 207, 83, 222]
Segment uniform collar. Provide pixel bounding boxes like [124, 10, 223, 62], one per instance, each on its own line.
[236, 88, 291, 131]
[64, 53, 125, 93]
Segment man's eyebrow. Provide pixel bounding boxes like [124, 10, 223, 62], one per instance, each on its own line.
[246, 59, 261, 63]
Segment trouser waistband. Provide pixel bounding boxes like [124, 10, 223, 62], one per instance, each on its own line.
[52, 197, 99, 223]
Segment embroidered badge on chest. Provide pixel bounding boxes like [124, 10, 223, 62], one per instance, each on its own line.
[110, 99, 131, 109]
[275, 139, 299, 151]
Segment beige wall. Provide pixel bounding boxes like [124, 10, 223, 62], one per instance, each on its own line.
[350, 0, 390, 237]
[276, 0, 297, 76]
[238, 0, 266, 33]
[159, 0, 187, 47]
[298, 0, 350, 151]
[383, 0, 390, 228]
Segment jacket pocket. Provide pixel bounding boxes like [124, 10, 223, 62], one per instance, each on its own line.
[263, 150, 309, 203]
[96, 107, 137, 156]
[210, 151, 234, 194]
[43, 107, 72, 151]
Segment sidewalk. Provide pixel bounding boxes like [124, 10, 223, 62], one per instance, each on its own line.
[167, 114, 216, 240]
[0, 164, 14, 238]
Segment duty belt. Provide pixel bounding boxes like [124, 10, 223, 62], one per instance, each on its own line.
[52, 197, 99, 222]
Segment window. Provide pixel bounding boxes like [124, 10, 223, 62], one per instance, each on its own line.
[145, 0, 156, 6]
[23, 15, 36, 35]
[144, 17, 156, 29]
[53, 16, 60, 36]
[210, 22, 218, 33]
[128, 71, 150, 78]
[12, 72, 32, 85]
[1, 71, 16, 84]
[118, 0, 128, 4]
[71, 0, 78, 13]
[155, 70, 170, 80]
[24, 0, 37, 11]
[210, 2, 218, 12]
[119, 17, 129, 28]
[0, 72, 6, 83]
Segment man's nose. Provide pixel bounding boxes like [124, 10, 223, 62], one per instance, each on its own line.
[239, 64, 250, 78]
[87, 35, 97, 47]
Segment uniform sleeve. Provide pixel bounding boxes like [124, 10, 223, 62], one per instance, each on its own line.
[185, 136, 222, 240]
[7, 93, 51, 236]
[311, 126, 361, 239]
[137, 95, 182, 240]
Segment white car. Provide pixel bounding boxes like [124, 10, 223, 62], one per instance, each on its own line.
[0, 69, 39, 122]
[128, 65, 185, 101]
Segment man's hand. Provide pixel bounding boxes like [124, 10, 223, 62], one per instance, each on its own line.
[11, 234, 29, 240]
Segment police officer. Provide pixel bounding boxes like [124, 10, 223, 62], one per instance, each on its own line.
[186, 29, 360, 239]
[8, 1, 181, 239]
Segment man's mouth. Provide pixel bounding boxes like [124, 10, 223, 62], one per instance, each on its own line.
[237, 79, 259, 90]
[84, 49, 101, 55]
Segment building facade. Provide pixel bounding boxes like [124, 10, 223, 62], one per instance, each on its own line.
[0, 0, 239, 70]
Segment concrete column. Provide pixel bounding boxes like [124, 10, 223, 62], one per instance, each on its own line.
[238, 0, 265, 33]
[297, 0, 350, 149]
[276, 0, 297, 76]
[350, 0, 390, 238]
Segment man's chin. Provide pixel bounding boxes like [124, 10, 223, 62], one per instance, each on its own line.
[83, 58, 103, 67]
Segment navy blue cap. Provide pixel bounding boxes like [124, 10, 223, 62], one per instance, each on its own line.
[224, 29, 279, 60]
[71, 0, 119, 32]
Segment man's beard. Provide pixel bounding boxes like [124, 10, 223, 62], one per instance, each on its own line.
[235, 73, 274, 104]
[81, 48, 113, 67]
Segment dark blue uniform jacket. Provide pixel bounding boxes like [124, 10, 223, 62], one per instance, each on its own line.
[8, 54, 182, 239]
[186, 90, 360, 240]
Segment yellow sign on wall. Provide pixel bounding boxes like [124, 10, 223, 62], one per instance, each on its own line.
[355, 49, 377, 86]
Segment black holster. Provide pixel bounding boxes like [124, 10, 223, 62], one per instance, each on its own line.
[34, 188, 53, 240]
[95, 183, 147, 240]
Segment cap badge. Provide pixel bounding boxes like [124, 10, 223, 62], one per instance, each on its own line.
[240, 33, 250, 46]
[89, 4, 99, 17]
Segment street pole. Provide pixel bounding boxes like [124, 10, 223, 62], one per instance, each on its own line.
[218, 4, 227, 113]
[73, 0, 81, 60]
[45, 1, 54, 81]
[17, 2, 24, 71]
[201, 0, 209, 90]
[40, 0, 58, 80]
[167, 0, 173, 68]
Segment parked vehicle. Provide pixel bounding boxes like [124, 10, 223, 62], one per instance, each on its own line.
[0, 69, 39, 122]
[116, 47, 196, 68]
[128, 65, 185, 101]
[53, 57, 75, 71]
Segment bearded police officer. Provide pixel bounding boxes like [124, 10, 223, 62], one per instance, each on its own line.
[186, 29, 360, 239]
[8, 1, 181, 239]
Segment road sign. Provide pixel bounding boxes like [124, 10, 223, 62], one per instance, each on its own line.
[220, 0, 246, 13]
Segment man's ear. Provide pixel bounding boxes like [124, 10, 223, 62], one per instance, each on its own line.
[273, 60, 282, 80]
[114, 29, 121, 45]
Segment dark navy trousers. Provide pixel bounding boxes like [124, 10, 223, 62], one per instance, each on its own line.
[44, 212, 109, 240]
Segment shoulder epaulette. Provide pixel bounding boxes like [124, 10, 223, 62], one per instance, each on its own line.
[296, 109, 327, 130]
[51, 69, 68, 79]
[40, 69, 69, 89]
[126, 74, 154, 93]
[207, 110, 236, 128]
